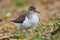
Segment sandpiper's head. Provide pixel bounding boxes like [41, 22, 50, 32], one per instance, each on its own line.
[28, 6, 40, 13]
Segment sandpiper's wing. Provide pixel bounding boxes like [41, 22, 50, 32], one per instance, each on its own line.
[12, 11, 28, 23]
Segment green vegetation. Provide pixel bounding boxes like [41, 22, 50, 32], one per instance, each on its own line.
[13, 19, 60, 40]
[11, 0, 30, 7]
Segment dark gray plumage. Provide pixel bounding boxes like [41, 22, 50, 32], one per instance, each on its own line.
[12, 13, 27, 23]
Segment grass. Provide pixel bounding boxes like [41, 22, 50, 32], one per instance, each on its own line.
[12, 19, 60, 40]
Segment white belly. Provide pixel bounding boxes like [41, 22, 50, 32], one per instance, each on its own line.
[22, 14, 39, 27]
[12, 14, 39, 29]
[29, 14, 39, 24]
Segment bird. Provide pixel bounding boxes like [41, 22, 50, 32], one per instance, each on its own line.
[11, 6, 40, 29]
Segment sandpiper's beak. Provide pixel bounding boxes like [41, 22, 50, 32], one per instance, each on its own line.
[35, 10, 40, 13]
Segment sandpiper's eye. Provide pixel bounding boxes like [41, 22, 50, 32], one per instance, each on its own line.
[28, 6, 36, 11]
[29, 8, 32, 10]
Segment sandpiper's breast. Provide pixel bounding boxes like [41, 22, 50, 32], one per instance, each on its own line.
[27, 14, 39, 25]
[22, 14, 39, 28]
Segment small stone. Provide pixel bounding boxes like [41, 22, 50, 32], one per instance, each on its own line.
[6, 12, 11, 17]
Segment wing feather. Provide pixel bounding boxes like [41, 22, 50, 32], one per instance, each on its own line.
[12, 11, 28, 23]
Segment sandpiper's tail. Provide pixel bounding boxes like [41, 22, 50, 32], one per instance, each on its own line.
[11, 19, 20, 23]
